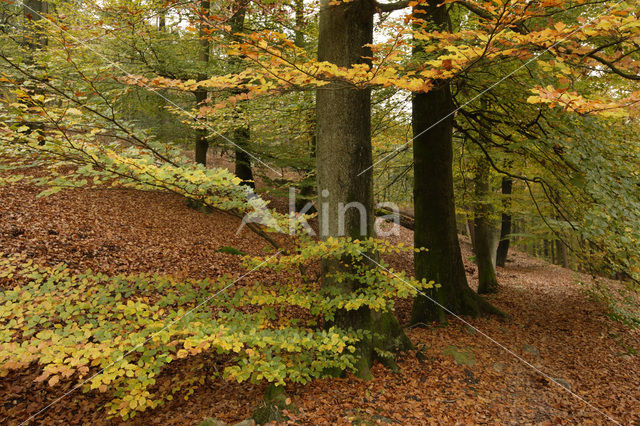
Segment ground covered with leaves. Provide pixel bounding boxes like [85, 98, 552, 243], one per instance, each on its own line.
[1, 176, 639, 425]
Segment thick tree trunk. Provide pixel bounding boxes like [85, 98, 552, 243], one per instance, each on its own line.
[410, 1, 501, 324]
[317, 0, 374, 241]
[495, 176, 512, 267]
[316, 0, 411, 379]
[473, 157, 500, 294]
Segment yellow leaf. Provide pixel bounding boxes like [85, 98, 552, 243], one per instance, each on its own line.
[48, 375, 60, 387]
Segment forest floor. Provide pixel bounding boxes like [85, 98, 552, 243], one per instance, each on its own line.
[1, 170, 639, 425]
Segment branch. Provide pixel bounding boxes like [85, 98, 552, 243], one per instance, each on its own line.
[455, 1, 528, 34]
[456, 0, 492, 20]
[586, 53, 640, 80]
[375, 0, 410, 12]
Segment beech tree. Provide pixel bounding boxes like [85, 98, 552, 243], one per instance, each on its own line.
[411, 1, 502, 322]
[2, 1, 640, 417]
[316, 0, 413, 378]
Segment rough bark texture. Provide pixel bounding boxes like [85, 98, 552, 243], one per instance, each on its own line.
[496, 176, 513, 267]
[317, 0, 374, 241]
[316, 0, 411, 378]
[410, 1, 502, 324]
[473, 157, 500, 294]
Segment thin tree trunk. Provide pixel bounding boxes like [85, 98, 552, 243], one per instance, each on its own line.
[466, 217, 476, 250]
[293, 0, 316, 211]
[473, 157, 499, 294]
[158, 10, 166, 30]
[544, 239, 550, 260]
[233, 126, 255, 188]
[194, 0, 210, 165]
[317, 0, 411, 379]
[22, 0, 48, 140]
[294, 0, 305, 47]
[556, 239, 568, 268]
[229, 1, 254, 185]
[495, 176, 513, 267]
[23, 0, 48, 52]
[411, 1, 501, 323]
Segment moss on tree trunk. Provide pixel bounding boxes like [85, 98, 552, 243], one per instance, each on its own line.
[496, 176, 513, 267]
[316, 0, 412, 378]
[474, 156, 500, 294]
[411, 1, 502, 324]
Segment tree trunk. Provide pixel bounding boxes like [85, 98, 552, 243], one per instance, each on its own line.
[234, 126, 255, 188]
[473, 157, 500, 294]
[194, 0, 210, 165]
[410, 1, 501, 324]
[23, 0, 48, 53]
[158, 10, 166, 31]
[556, 239, 568, 268]
[293, 0, 316, 212]
[316, 0, 411, 379]
[495, 176, 512, 267]
[294, 0, 305, 47]
[544, 239, 550, 260]
[229, 1, 254, 185]
[22, 0, 48, 140]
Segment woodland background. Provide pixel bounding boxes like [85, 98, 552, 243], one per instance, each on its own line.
[0, 0, 639, 424]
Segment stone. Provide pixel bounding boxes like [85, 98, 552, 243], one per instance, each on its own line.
[441, 345, 476, 367]
[553, 378, 572, 391]
[199, 419, 227, 426]
[522, 344, 539, 357]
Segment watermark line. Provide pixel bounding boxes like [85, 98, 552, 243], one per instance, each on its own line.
[358, 251, 621, 425]
[358, 0, 627, 177]
[19, 1, 279, 174]
[19, 251, 282, 425]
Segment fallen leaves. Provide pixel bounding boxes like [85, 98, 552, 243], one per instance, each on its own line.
[0, 166, 638, 424]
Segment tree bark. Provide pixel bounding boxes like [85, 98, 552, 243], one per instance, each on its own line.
[23, 0, 48, 53]
[556, 239, 568, 268]
[495, 176, 512, 267]
[316, 0, 411, 379]
[473, 157, 500, 294]
[229, 1, 254, 185]
[410, 1, 501, 324]
[233, 126, 255, 188]
[293, 0, 316, 211]
[22, 0, 48, 135]
[158, 10, 166, 31]
[194, 0, 210, 165]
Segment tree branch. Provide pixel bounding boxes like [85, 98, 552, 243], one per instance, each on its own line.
[586, 52, 640, 80]
[375, 0, 410, 13]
